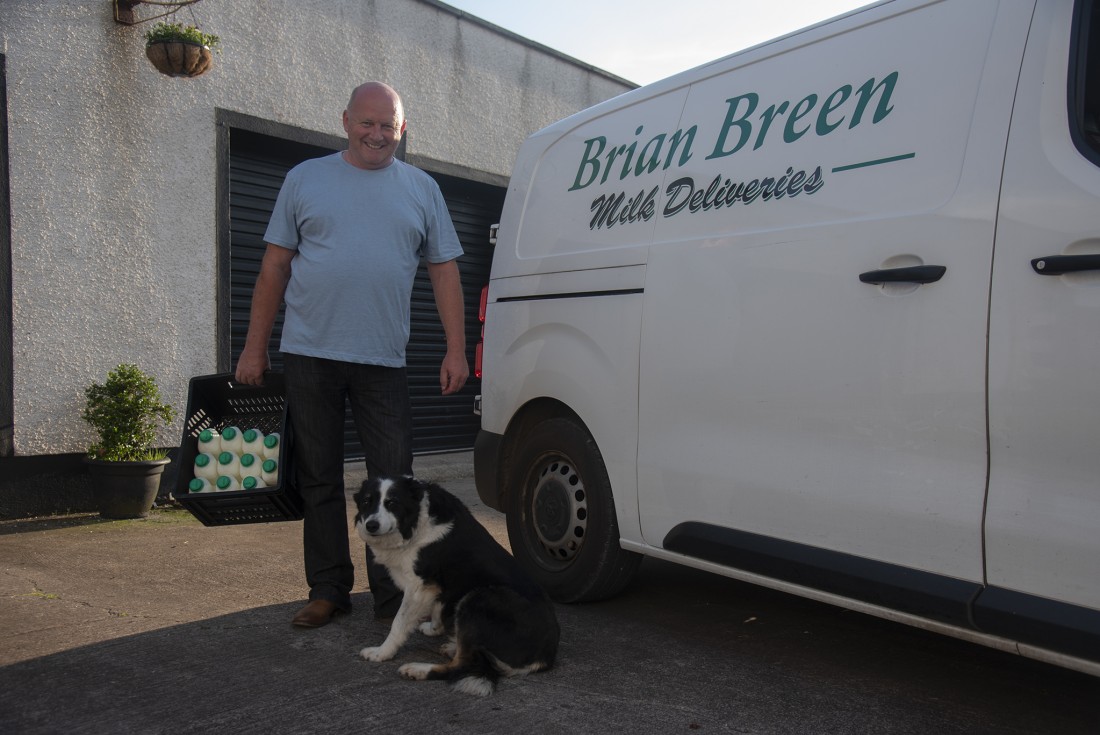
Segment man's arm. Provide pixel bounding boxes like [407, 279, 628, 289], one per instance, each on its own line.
[427, 259, 469, 396]
[235, 244, 295, 385]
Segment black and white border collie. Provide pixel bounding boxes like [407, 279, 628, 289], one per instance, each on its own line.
[353, 476, 560, 696]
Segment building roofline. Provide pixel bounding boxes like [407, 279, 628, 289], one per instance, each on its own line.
[416, 0, 639, 88]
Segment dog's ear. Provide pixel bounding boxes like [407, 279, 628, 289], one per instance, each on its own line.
[352, 477, 377, 506]
[407, 477, 427, 503]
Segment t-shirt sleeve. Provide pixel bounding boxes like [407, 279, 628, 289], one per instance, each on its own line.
[422, 183, 464, 263]
[263, 168, 301, 251]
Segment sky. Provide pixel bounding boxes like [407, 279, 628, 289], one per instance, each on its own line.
[443, 0, 873, 86]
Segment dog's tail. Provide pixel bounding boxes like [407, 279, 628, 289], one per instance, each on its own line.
[400, 648, 501, 697]
[446, 649, 501, 697]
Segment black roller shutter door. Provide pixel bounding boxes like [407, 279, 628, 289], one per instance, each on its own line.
[407, 172, 502, 453]
[228, 129, 501, 458]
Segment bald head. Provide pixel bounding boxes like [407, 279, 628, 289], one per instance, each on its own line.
[342, 82, 406, 170]
[347, 82, 404, 127]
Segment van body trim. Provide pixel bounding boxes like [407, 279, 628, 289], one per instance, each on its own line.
[473, 429, 504, 511]
[663, 522, 1100, 662]
[663, 522, 980, 627]
[973, 586, 1100, 661]
[496, 288, 644, 304]
[624, 538, 1100, 677]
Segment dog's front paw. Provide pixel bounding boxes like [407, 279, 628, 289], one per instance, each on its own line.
[359, 645, 395, 662]
[418, 619, 444, 637]
[398, 662, 434, 680]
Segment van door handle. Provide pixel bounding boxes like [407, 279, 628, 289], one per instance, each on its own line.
[1031, 254, 1100, 275]
[859, 265, 946, 284]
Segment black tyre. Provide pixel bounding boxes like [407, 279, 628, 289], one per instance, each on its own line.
[506, 417, 642, 602]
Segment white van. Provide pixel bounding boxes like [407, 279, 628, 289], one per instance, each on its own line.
[474, 0, 1100, 675]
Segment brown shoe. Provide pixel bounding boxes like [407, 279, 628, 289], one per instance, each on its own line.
[291, 599, 344, 628]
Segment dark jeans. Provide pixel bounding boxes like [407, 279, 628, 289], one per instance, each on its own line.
[283, 353, 412, 616]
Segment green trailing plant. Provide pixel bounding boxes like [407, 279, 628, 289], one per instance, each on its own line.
[83, 364, 176, 462]
[144, 21, 220, 51]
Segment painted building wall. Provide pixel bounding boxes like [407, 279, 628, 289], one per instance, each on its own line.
[0, 0, 632, 457]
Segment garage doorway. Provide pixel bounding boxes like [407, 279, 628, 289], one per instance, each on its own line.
[221, 113, 501, 457]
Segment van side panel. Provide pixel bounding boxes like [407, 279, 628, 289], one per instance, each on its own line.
[479, 266, 646, 538]
[490, 90, 691, 277]
[479, 0, 1100, 673]
[986, 0, 1100, 613]
[635, 0, 1031, 580]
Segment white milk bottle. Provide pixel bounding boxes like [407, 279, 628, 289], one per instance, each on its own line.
[220, 426, 244, 455]
[242, 475, 266, 491]
[188, 477, 213, 493]
[238, 452, 261, 481]
[193, 453, 219, 482]
[261, 432, 280, 460]
[261, 458, 279, 486]
[217, 451, 241, 481]
[197, 428, 221, 455]
[241, 428, 265, 456]
[215, 475, 240, 492]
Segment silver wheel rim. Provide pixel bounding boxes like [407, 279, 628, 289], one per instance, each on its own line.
[530, 457, 589, 565]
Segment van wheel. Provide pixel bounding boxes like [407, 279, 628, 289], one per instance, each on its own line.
[506, 417, 641, 603]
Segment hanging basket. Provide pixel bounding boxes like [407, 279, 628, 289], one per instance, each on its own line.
[145, 40, 214, 78]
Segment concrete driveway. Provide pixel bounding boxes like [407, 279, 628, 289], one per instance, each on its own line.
[1, 452, 1097, 734]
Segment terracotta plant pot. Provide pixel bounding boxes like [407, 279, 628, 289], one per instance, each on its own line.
[85, 457, 171, 519]
[145, 41, 213, 78]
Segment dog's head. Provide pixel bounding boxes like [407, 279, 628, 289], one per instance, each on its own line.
[353, 476, 426, 546]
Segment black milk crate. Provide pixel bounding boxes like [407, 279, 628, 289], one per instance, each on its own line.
[174, 372, 303, 526]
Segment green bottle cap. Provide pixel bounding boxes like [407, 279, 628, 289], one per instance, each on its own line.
[240, 453, 255, 467]
[262, 459, 277, 472]
[216, 476, 234, 490]
[221, 427, 238, 440]
[218, 451, 234, 465]
[243, 429, 259, 442]
[188, 478, 207, 492]
[264, 434, 279, 448]
[195, 454, 211, 467]
[242, 476, 259, 490]
[199, 429, 216, 442]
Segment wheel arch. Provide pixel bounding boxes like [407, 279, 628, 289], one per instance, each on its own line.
[497, 398, 586, 512]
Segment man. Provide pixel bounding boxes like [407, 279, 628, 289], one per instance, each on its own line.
[235, 82, 468, 628]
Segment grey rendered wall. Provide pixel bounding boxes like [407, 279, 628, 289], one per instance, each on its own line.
[0, 0, 632, 457]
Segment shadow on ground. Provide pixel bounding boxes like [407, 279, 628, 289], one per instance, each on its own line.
[1, 559, 1097, 735]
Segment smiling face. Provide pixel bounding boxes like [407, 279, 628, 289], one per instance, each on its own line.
[341, 82, 406, 170]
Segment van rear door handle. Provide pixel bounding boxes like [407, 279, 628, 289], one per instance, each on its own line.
[859, 265, 946, 285]
[1030, 254, 1100, 275]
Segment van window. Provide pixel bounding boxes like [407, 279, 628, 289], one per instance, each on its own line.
[1071, 0, 1100, 163]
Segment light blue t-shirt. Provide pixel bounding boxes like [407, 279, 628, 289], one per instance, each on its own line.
[263, 153, 463, 366]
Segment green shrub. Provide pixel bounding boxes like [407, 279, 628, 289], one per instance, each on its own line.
[83, 364, 176, 462]
[144, 22, 220, 50]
